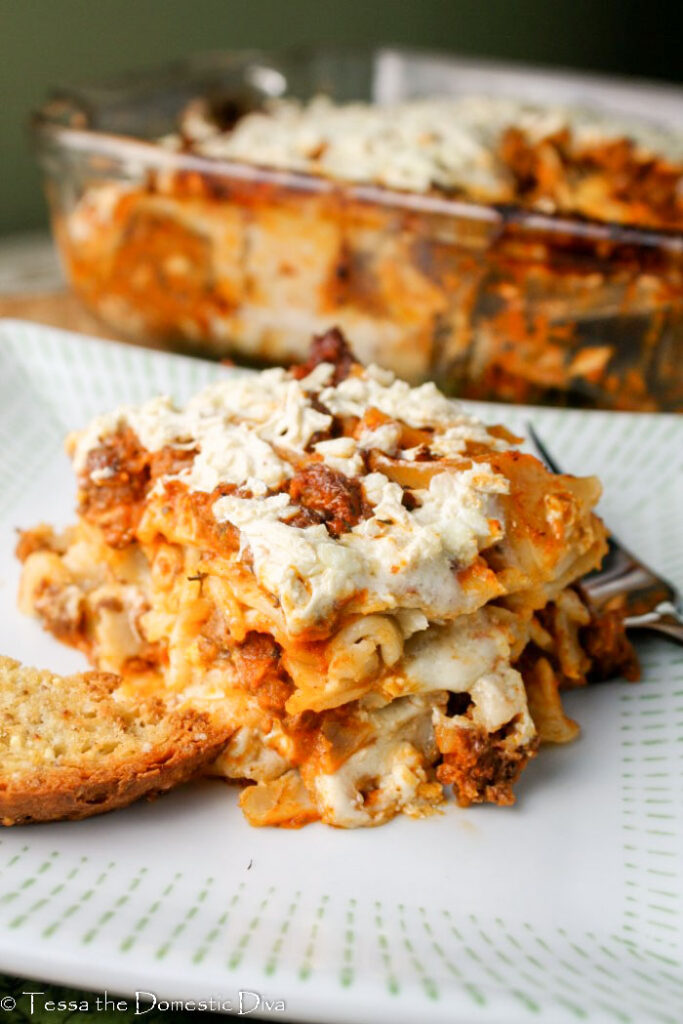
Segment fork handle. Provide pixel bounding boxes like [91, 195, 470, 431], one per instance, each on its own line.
[624, 607, 683, 645]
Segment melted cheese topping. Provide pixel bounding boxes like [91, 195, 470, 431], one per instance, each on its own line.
[212, 461, 505, 633]
[181, 94, 683, 196]
[320, 364, 475, 427]
[70, 366, 332, 478]
[70, 359, 510, 634]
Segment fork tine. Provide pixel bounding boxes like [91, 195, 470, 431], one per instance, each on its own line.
[526, 422, 563, 474]
[524, 421, 682, 640]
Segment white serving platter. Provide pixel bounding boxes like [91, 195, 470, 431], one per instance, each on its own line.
[0, 319, 681, 1023]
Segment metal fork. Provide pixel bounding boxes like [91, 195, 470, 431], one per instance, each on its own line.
[527, 423, 683, 645]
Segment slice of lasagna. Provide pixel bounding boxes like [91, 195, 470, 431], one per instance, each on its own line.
[16, 329, 632, 828]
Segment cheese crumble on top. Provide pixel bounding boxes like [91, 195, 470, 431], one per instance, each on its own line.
[168, 93, 683, 198]
[69, 344, 512, 633]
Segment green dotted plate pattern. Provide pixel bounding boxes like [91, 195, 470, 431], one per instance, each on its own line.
[0, 320, 681, 1024]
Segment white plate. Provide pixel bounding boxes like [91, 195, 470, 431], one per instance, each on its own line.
[0, 319, 682, 1024]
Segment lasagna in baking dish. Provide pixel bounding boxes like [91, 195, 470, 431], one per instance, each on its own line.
[171, 94, 683, 228]
[55, 93, 683, 411]
[16, 330, 636, 827]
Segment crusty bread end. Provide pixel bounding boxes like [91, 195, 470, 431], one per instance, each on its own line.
[0, 656, 232, 825]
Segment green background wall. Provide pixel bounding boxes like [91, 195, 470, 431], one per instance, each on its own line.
[1, 0, 681, 236]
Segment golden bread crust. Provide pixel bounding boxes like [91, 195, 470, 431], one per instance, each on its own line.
[0, 657, 232, 825]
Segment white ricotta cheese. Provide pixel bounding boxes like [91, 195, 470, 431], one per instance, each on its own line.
[212, 460, 506, 633]
[401, 609, 510, 695]
[311, 692, 444, 827]
[212, 492, 362, 631]
[313, 436, 365, 476]
[184, 93, 683, 197]
[71, 356, 514, 633]
[183, 421, 291, 493]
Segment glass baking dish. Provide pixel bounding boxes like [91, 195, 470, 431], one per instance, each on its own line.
[32, 47, 683, 410]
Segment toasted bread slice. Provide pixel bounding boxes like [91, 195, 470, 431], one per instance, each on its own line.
[0, 656, 232, 825]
